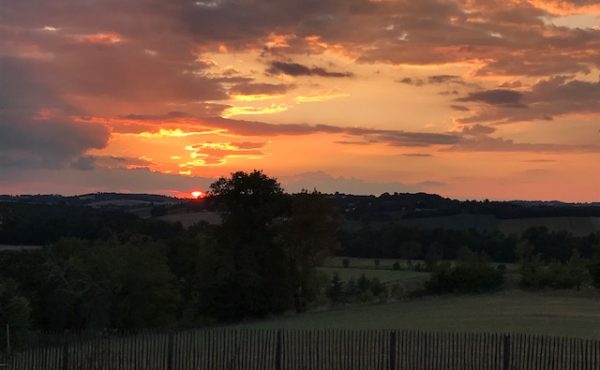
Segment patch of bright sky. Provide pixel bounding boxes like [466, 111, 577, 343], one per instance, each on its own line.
[201, 49, 480, 132]
[543, 13, 600, 29]
[496, 117, 600, 146]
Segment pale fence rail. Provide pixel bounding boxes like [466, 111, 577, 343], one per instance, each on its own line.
[2, 329, 600, 370]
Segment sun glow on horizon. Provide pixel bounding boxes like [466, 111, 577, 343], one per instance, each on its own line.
[191, 191, 204, 199]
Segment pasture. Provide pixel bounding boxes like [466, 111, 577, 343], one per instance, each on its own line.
[237, 291, 600, 340]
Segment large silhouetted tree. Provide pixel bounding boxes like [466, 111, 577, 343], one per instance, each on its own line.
[208, 170, 291, 318]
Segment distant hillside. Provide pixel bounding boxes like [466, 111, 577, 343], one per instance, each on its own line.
[0, 193, 182, 209]
[3, 191, 600, 236]
[389, 214, 600, 237]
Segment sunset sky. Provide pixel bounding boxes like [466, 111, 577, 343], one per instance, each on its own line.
[1, 0, 600, 200]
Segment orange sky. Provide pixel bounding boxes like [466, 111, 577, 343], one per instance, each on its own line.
[1, 0, 600, 200]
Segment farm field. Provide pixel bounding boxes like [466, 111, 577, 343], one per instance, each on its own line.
[158, 211, 222, 227]
[317, 266, 428, 285]
[237, 291, 600, 339]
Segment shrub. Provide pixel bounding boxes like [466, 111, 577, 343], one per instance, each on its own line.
[520, 250, 590, 290]
[426, 258, 504, 294]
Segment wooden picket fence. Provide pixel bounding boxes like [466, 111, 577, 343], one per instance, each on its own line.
[3, 329, 600, 370]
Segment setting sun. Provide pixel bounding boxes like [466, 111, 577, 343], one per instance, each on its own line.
[191, 191, 204, 199]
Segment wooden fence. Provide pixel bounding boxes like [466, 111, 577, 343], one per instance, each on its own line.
[3, 329, 600, 370]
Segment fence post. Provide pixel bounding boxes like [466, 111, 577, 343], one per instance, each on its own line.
[275, 329, 283, 370]
[62, 342, 69, 370]
[167, 331, 175, 370]
[389, 331, 397, 370]
[503, 334, 510, 370]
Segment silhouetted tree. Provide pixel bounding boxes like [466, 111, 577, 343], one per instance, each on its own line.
[326, 273, 344, 303]
[281, 190, 339, 312]
[207, 171, 291, 318]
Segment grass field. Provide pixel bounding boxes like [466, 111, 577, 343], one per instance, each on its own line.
[237, 291, 600, 339]
[317, 267, 428, 285]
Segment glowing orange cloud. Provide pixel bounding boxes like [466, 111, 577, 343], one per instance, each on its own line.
[80, 32, 122, 44]
[222, 104, 289, 118]
[528, 0, 600, 14]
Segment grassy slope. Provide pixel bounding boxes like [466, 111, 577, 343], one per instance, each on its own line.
[236, 291, 600, 339]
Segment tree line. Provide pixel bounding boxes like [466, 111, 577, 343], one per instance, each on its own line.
[3, 170, 600, 343]
[0, 171, 338, 336]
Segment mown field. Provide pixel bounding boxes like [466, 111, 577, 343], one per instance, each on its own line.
[237, 291, 600, 340]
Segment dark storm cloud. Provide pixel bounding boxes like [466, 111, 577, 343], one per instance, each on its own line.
[456, 89, 526, 107]
[398, 75, 464, 86]
[71, 155, 155, 171]
[266, 61, 354, 78]
[0, 166, 216, 195]
[428, 75, 464, 84]
[2, 0, 600, 180]
[229, 82, 295, 95]
[446, 136, 600, 153]
[3, 0, 600, 80]
[110, 112, 462, 147]
[445, 122, 600, 153]
[113, 110, 600, 154]
[397, 77, 424, 86]
[457, 76, 600, 124]
[0, 57, 109, 169]
[450, 105, 470, 112]
[461, 124, 497, 137]
[211, 118, 462, 146]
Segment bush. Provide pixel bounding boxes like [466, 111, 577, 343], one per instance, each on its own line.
[426, 258, 504, 294]
[520, 250, 590, 290]
[328, 274, 389, 304]
[369, 278, 387, 303]
[392, 261, 401, 270]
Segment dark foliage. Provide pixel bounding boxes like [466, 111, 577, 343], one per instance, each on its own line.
[426, 256, 504, 294]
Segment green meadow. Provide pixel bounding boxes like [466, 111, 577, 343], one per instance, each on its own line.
[237, 291, 600, 339]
